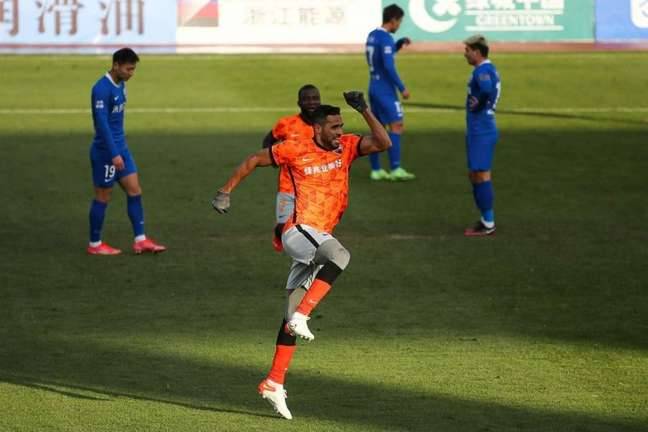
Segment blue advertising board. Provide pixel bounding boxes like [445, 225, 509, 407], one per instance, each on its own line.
[596, 0, 648, 41]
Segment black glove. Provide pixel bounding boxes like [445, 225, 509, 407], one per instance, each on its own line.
[395, 37, 411, 51]
[211, 190, 230, 214]
[343, 91, 368, 113]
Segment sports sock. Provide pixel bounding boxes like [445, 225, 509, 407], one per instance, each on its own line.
[295, 279, 331, 316]
[294, 261, 343, 316]
[127, 194, 145, 238]
[472, 181, 495, 224]
[267, 320, 297, 384]
[369, 152, 381, 171]
[89, 199, 108, 244]
[387, 132, 401, 170]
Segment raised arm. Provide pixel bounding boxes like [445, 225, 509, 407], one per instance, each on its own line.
[212, 148, 274, 214]
[343, 91, 392, 156]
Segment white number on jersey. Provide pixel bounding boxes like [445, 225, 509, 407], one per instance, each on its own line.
[366, 45, 375, 72]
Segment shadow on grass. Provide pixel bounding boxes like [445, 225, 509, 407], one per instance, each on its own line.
[1, 129, 647, 431]
[1, 336, 645, 432]
[403, 101, 648, 127]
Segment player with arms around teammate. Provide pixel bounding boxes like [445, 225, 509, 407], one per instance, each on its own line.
[212, 92, 391, 419]
[463, 35, 501, 236]
[261, 84, 321, 252]
[87, 48, 166, 255]
[365, 3, 415, 181]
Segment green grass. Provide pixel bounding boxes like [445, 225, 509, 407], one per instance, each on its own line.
[1, 52, 647, 432]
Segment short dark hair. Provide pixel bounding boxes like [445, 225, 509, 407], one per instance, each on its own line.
[311, 105, 341, 125]
[298, 84, 319, 100]
[113, 47, 139, 65]
[383, 4, 404, 24]
[467, 42, 489, 58]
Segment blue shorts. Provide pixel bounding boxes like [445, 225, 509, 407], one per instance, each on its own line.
[369, 91, 403, 125]
[90, 146, 137, 188]
[466, 132, 498, 171]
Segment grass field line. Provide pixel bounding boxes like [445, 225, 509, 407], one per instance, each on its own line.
[2, 106, 648, 115]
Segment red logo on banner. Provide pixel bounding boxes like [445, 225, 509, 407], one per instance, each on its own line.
[178, 0, 219, 27]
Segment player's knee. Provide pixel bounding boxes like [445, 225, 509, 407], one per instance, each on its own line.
[315, 239, 350, 270]
[389, 122, 404, 134]
[94, 188, 113, 203]
[128, 185, 142, 196]
[469, 170, 490, 183]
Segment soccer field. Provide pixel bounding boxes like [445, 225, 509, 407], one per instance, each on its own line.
[0, 52, 647, 432]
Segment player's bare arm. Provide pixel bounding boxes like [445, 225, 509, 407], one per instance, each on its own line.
[343, 91, 391, 155]
[212, 148, 274, 213]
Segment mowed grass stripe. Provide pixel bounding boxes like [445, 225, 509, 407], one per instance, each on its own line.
[2, 106, 648, 115]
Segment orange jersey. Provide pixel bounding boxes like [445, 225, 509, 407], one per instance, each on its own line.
[271, 134, 363, 233]
[272, 114, 314, 194]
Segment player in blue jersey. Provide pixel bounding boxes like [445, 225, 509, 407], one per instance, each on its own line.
[87, 48, 166, 255]
[463, 35, 500, 236]
[365, 3, 415, 181]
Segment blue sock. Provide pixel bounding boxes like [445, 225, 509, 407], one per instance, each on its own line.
[387, 132, 401, 170]
[369, 152, 381, 171]
[127, 195, 145, 238]
[89, 200, 108, 243]
[472, 181, 495, 223]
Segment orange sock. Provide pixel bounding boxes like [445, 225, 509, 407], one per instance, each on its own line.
[267, 345, 296, 385]
[295, 278, 331, 316]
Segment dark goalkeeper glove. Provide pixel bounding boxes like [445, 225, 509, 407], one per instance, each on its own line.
[211, 190, 230, 214]
[343, 91, 368, 113]
[395, 37, 411, 51]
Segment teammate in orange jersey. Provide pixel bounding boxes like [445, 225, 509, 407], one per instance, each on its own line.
[212, 92, 391, 420]
[261, 84, 321, 252]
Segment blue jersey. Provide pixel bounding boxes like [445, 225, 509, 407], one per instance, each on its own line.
[91, 73, 128, 158]
[366, 27, 406, 95]
[466, 60, 500, 135]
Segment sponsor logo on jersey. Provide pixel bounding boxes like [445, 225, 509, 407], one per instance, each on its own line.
[112, 103, 125, 113]
[303, 159, 343, 176]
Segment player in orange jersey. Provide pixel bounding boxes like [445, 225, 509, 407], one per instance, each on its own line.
[212, 92, 391, 420]
[261, 84, 320, 252]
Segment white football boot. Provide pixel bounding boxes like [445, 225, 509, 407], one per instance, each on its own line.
[287, 312, 315, 341]
[258, 379, 293, 420]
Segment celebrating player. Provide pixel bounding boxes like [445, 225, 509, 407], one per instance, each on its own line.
[463, 35, 501, 236]
[86, 48, 166, 255]
[365, 3, 415, 181]
[212, 92, 391, 420]
[261, 84, 321, 252]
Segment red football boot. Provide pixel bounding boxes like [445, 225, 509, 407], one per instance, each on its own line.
[87, 242, 122, 255]
[133, 238, 167, 254]
[464, 220, 496, 237]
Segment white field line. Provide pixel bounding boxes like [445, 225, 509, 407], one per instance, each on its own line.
[1, 106, 648, 115]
